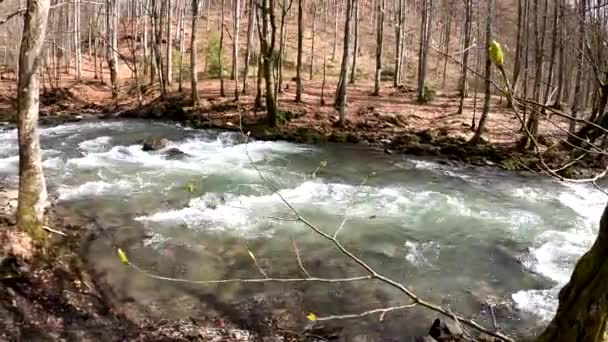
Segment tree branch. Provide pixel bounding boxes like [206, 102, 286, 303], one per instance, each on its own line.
[0, 9, 25, 26]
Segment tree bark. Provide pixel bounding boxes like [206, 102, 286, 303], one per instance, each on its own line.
[233, 0, 241, 99]
[106, 0, 119, 98]
[372, 0, 384, 96]
[191, 0, 200, 106]
[258, 0, 279, 126]
[295, 0, 304, 102]
[349, 0, 358, 84]
[534, 202, 608, 342]
[242, 0, 256, 94]
[17, 0, 51, 241]
[416, 0, 432, 102]
[309, 4, 316, 81]
[334, 0, 354, 127]
[74, 0, 82, 81]
[469, 0, 493, 145]
[166, 0, 173, 84]
[457, 0, 472, 114]
[219, 0, 226, 97]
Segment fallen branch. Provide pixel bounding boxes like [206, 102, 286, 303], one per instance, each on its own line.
[315, 303, 418, 322]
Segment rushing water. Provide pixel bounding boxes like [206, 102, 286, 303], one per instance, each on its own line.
[0, 119, 605, 339]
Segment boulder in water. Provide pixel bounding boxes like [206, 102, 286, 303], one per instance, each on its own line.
[142, 137, 172, 151]
[163, 147, 191, 160]
[429, 318, 464, 342]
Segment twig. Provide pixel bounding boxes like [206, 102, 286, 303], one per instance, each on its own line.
[489, 304, 498, 331]
[128, 262, 371, 284]
[293, 240, 312, 278]
[246, 247, 269, 278]
[0, 9, 25, 26]
[43, 225, 68, 236]
[316, 303, 417, 322]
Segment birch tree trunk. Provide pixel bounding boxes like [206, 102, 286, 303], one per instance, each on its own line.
[17, 0, 51, 241]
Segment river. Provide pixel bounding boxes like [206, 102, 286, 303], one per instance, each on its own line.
[0, 119, 604, 340]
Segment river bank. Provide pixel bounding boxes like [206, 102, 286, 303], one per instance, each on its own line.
[2, 83, 603, 180]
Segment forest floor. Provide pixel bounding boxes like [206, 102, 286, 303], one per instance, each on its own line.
[0, 70, 599, 179]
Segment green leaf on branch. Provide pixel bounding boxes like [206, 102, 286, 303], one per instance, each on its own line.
[490, 40, 504, 68]
[117, 248, 129, 265]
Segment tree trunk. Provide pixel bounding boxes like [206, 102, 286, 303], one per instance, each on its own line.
[309, 4, 316, 81]
[74, 0, 82, 81]
[219, 0, 226, 97]
[457, 0, 472, 114]
[393, 0, 403, 87]
[295, 0, 304, 102]
[258, 0, 279, 126]
[233, 0, 241, 99]
[511, 0, 523, 94]
[106, 0, 119, 98]
[372, 0, 384, 96]
[242, 0, 256, 94]
[332, 0, 338, 60]
[166, 0, 173, 85]
[469, 0, 493, 145]
[441, 13, 452, 89]
[191, 0, 200, 106]
[417, 0, 432, 102]
[553, 0, 565, 107]
[349, 0, 358, 84]
[320, 0, 327, 105]
[534, 202, 608, 342]
[17, 0, 51, 241]
[334, 0, 354, 127]
[178, 0, 186, 92]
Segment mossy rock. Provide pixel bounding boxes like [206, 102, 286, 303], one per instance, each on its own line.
[291, 128, 326, 144]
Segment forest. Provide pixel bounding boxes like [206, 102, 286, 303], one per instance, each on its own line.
[2, 0, 608, 341]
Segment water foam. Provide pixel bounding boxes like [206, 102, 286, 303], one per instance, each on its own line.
[58, 180, 133, 201]
[512, 182, 605, 320]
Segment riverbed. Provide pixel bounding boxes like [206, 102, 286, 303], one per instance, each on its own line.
[0, 119, 604, 340]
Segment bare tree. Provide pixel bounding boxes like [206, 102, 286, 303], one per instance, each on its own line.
[258, 0, 279, 125]
[191, 0, 200, 106]
[233, 0, 241, 100]
[295, 0, 304, 102]
[457, 0, 472, 114]
[242, 0, 256, 94]
[166, 0, 173, 85]
[349, 0, 358, 84]
[219, 0, 225, 97]
[372, 0, 384, 96]
[334, 0, 354, 127]
[469, 0, 493, 145]
[17, 0, 51, 241]
[106, 0, 119, 98]
[416, 0, 432, 102]
[309, 2, 316, 81]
